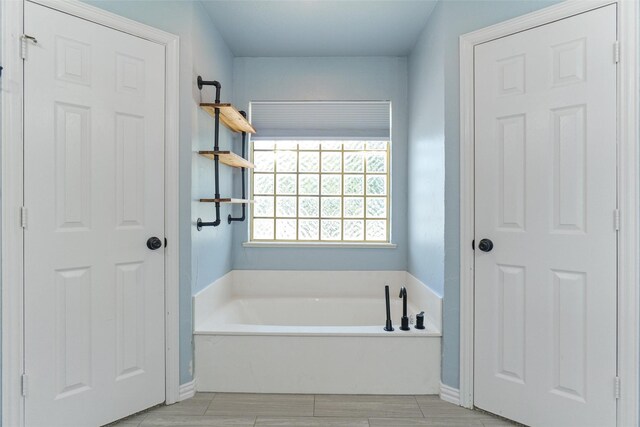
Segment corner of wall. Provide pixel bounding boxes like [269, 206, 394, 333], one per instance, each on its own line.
[404, 272, 442, 334]
[193, 270, 234, 329]
[406, 0, 446, 297]
[439, 382, 460, 405]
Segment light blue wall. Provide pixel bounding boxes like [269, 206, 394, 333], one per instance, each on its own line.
[0, 4, 3, 421]
[408, 1, 446, 297]
[81, 0, 235, 385]
[231, 57, 409, 271]
[189, 5, 235, 293]
[407, 0, 562, 389]
[188, 0, 235, 381]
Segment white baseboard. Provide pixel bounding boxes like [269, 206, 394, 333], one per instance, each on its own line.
[178, 379, 196, 401]
[439, 382, 460, 405]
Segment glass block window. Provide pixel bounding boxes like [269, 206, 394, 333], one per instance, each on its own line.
[251, 140, 390, 243]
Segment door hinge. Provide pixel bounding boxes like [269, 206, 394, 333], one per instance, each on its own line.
[20, 206, 27, 229]
[614, 41, 620, 64]
[614, 209, 620, 231]
[614, 376, 621, 399]
[20, 34, 38, 60]
[21, 374, 28, 397]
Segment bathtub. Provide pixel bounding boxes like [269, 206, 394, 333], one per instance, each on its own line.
[194, 270, 442, 394]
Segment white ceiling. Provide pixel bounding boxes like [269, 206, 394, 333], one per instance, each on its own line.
[200, 1, 438, 57]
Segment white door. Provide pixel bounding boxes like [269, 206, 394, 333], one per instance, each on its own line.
[23, 2, 166, 426]
[474, 5, 617, 427]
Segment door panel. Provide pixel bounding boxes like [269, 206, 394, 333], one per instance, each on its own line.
[474, 5, 617, 427]
[24, 2, 166, 426]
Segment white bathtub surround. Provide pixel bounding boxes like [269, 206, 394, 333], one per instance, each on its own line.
[405, 272, 441, 330]
[196, 334, 440, 394]
[194, 271, 442, 394]
[193, 271, 234, 328]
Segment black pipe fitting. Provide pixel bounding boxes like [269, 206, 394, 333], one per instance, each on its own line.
[229, 111, 248, 224]
[197, 76, 221, 103]
[196, 76, 223, 230]
[197, 217, 220, 230]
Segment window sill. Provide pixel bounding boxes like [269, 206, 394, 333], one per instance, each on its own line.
[242, 242, 397, 249]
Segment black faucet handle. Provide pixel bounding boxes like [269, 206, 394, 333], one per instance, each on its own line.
[415, 311, 426, 330]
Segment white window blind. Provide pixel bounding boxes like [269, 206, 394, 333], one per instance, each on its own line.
[250, 101, 391, 140]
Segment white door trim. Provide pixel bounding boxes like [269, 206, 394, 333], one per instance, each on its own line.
[1, 1, 181, 426]
[459, 1, 639, 426]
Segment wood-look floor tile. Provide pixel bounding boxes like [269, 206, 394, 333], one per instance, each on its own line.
[206, 393, 314, 417]
[415, 397, 486, 419]
[472, 410, 519, 426]
[140, 414, 255, 426]
[107, 422, 142, 427]
[413, 396, 441, 405]
[107, 412, 148, 426]
[105, 394, 519, 427]
[370, 417, 485, 426]
[151, 399, 210, 416]
[256, 416, 369, 426]
[481, 420, 519, 427]
[314, 395, 423, 418]
[191, 392, 217, 401]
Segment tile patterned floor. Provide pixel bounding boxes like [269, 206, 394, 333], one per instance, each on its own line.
[108, 393, 517, 427]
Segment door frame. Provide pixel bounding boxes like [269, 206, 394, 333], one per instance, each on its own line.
[459, 0, 639, 425]
[1, 1, 181, 426]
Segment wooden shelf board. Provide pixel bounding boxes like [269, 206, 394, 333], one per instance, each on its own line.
[199, 198, 253, 204]
[200, 103, 256, 134]
[198, 151, 255, 169]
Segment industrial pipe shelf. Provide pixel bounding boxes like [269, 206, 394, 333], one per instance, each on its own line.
[195, 76, 253, 229]
[198, 151, 255, 169]
[199, 198, 253, 204]
[199, 103, 256, 134]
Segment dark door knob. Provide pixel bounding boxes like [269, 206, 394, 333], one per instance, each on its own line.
[147, 237, 163, 250]
[478, 238, 494, 252]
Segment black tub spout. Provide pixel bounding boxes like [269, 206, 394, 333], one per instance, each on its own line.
[384, 285, 394, 331]
[399, 287, 410, 331]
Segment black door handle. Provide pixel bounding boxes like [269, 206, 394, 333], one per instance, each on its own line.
[147, 237, 162, 250]
[478, 238, 494, 252]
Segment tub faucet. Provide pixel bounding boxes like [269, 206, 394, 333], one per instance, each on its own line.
[399, 287, 410, 331]
[384, 285, 394, 331]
